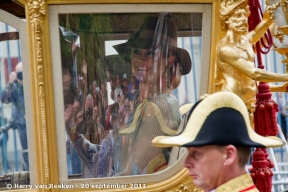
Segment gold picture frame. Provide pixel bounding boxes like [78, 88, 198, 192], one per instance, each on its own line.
[11, 0, 220, 191]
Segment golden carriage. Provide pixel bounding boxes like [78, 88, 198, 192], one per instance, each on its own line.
[0, 0, 287, 191]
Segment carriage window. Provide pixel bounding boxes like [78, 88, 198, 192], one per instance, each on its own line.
[59, 12, 203, 179]
[0, 21, 30, 184]
[49, 4, 211, 183]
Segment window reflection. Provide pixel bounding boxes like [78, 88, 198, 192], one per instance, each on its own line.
[0, 22, 29, 180]
[60, 13, 202, 179]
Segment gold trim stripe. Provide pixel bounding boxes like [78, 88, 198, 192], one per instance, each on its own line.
[27, 0, 50, 184]
[45, 0, 216, 4]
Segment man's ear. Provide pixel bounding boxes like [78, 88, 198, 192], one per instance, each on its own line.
[224, 145, 237, 166]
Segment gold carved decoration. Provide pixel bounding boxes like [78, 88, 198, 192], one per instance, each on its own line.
[27, 0, 50, 183]
[20, 1, 218, 191]
[268, 0, 288, 72]
[164, 176, 203, 192]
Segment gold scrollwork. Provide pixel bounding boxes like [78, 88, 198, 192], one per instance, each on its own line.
[274, 28, 285, 43]
[266, 2, 281, 20]
[27, 0, 50, 183]
[164, 176, 203, 192]
[28, 0, 45, 67]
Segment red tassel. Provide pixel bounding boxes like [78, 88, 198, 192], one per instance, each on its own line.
[248, 0, 276, 191]
[254, 82, 279, 137]
[252, 82, 278, 192]
[250, 148, 274, 192]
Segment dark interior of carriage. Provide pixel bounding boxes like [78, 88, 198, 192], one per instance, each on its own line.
[0, 0, 25, 18]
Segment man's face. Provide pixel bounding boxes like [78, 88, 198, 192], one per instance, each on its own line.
[117, 95, 121, 102]
[228, 8, 249, 34]
[183, 145, 226, 191]
[72, 101, 80, 114]
[15, 62, 23, 81]
[62, 74, 72, 95]
[75, 111, 84, 126]
[85, 96, 93, 110]
[116, 76, 120, 86]
[122, 78, 127, 87]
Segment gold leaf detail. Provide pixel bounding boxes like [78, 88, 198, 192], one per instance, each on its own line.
[164, 176, 203, 192]
[27, 0, 49, 183]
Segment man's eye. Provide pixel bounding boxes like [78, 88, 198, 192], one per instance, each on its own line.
[133, 49, 140, 54]
[192, 151, 200, 160]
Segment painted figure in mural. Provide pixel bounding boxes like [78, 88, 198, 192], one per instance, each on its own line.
[215, 0, 288, 123]
[1, 62, 29, 171]
[65, 15, 192, 177]
[152, 92, 285, 192]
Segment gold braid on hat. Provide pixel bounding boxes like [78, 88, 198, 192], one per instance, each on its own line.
[119, 99, 177, 135]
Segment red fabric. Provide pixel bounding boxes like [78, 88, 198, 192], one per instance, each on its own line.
[154, 162, 168, 172]
[248, 0, 275, 191]
[239, 185, 256, 192]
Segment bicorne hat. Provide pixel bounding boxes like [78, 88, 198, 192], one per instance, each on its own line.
[152, 92, 285, 148]
[113, 16, 192, 75]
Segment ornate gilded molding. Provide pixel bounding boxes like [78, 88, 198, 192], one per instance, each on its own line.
[27, 0, 50, 183]
[164, 176, 203, 192]
[28, 0, 45, 67]
[20, 2, 218, 191]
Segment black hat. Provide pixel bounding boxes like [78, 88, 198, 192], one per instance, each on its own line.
[152, 92, 285, 148]
[113, 16, 192, 75]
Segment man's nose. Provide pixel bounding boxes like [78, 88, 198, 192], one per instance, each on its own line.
[183, 157, 193, 169]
